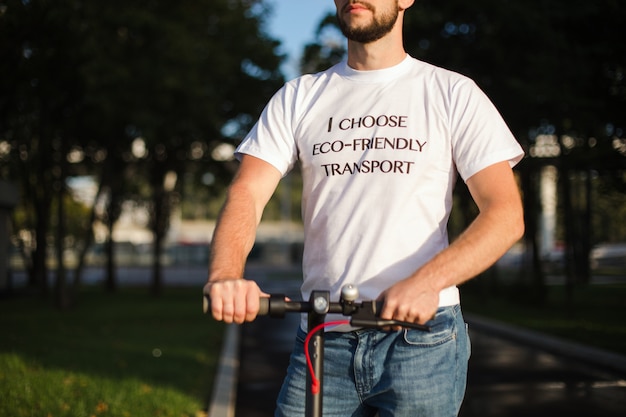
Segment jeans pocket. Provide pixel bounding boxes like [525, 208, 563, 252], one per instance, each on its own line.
[402, 305, 458, 347]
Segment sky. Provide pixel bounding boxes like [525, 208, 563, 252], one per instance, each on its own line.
[264, 0, 337, 79]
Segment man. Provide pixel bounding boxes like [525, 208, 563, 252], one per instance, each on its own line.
[205, 0, 524, 416]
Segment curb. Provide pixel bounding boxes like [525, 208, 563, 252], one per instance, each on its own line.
[465, 313, 626, 376]
[207, 324, 241, 417]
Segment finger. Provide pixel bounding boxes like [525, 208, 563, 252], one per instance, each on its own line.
[244, 288, 261, 322]
[377, 293, 394, 321]
[211, 296, 224, 321]
[221, 298, 235, 323]
[207, 284, 225, 321]
[231, 282, 253, 324]
[415, 310, 437, 326]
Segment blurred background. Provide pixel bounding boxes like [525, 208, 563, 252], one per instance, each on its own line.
[1, 0, 624, 304]
[1, 1, 625, 416]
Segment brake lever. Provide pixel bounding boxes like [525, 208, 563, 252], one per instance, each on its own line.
[349, 301, 431, 332]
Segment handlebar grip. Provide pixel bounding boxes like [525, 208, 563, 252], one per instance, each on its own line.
[202, 295, 271, 316]
[203, 295, 210, 314]
[258, 297, 270, 316]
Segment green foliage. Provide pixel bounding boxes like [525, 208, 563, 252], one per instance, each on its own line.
[0, 0, 286, 293]
[0, 287, 224, 417]
[404, 0, 626, 142]
[300, 11, 345, 75]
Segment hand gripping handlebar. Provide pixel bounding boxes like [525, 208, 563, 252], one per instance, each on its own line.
[203, 284, 430, 417]
[203, 284, 431, 332]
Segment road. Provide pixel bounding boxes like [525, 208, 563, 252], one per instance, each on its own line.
[234, 317, 626, 417]
[460, 330, 626, 416]
[233, 273, 626, 417]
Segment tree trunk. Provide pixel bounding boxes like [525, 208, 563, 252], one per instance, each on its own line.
[32, 201, 50, 295]
[580, 170, 593, 284]
[151, 229, 163, 296]
[520, 162, 546, 305]
[151, 186, 166, 297]
[54, 185, 71, 310]
[559, 162, 576, 307]
[72, 182, 103, 296]
[104, 216, 117, 293]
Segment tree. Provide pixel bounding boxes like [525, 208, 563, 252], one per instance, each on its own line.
[0, 0, 285, 302]
[78, 0, 284, 295]
[0, 0, 89, 304]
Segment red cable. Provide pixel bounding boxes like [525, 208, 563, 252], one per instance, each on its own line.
[304, 320, 351, 394]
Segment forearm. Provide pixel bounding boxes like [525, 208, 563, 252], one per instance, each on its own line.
[208, 183, 263, 281]
[204, 155, 281, 323]
[411, 204, 524, 292]
[381, 203, 523, 326]
[207, 155, 282, 283]
[419, 161, 525, 290]
[381, 161, 524, 325]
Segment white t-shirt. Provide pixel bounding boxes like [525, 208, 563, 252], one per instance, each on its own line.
[236, 55, 524, 310]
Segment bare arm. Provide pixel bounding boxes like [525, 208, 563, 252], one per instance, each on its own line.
[380, 161, 525, 325]
[204, 154, 282, 323]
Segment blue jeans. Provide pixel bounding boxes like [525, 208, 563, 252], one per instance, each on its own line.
[275, 305, 471, 417]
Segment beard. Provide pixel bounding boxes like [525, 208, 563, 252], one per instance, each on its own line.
[337, 1, 399, 44]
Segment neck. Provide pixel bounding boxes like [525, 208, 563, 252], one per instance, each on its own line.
[345, 13, 407, 71]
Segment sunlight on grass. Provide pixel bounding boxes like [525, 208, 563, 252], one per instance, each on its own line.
[1, 354, 205, 417]
[0, 288, 224, 417]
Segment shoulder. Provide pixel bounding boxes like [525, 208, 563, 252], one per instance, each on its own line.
[405, 56, 466, 79]
[404, 56, 479, 93]
[407, 57, 499, 117]
[284, 62, 344, 91]
[272, 63, 345, 115]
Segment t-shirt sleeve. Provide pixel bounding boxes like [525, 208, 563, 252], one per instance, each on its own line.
[235, 84, 299, 177]
[450, 79, 524, 181]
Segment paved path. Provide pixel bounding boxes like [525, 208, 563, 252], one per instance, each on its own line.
[234, 315, 299, 417]
[223, 268, 626, 417]
[231, 317, 626, 417]
[232, 270, 303, 417]
[460, 329, 626, 417]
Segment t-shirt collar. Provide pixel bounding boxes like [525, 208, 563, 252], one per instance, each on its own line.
[338, 54, 412, 82]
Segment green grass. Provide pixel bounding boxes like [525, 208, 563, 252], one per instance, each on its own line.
[0, 287, 224, 417]
[460, 282, 626, 356]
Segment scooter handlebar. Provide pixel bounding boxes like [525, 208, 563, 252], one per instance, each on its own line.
[203, 292, 430, 331]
